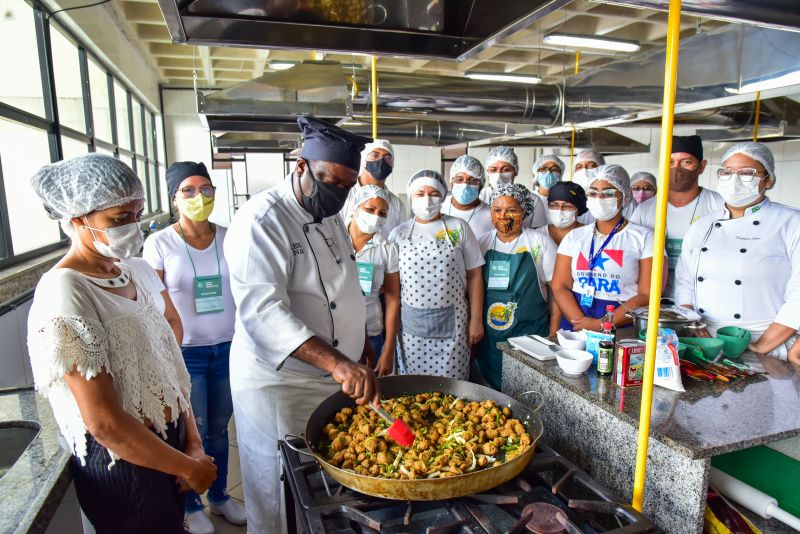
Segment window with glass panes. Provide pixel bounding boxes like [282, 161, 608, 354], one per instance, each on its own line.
[0, 0, 165, 268]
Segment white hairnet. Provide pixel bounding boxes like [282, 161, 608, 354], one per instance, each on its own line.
[31, 153, 144, 220]
[575, 149, 606, 167]
[353, 184, 390, 207]
[485, 146, 519, 174]
[631, 171, 657, 188]
[362, 139, 394, 162]
[721, 141, 776, 180]
[533, 154, 565, 175]
[450, 155, 485, 185]
[587, 164, 631, 205]
[407, 169, 447, 198]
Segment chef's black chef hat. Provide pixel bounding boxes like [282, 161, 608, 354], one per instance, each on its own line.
[548, 181, 588, 215]
[298, 115, 372, 172]
[166, 161, 211, 200]
[671, 135, 704, 162]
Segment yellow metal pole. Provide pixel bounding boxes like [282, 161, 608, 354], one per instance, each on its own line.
[371, 55, 378, 139]
[753, 91, 761, 142]
[574, 50, 580, 75]
[632, 0, 681, 513]
[569, 126, 577, 181]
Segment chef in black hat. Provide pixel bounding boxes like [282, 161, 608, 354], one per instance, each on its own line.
[630, 134, 725, 296]
[224, 116, 377, 532]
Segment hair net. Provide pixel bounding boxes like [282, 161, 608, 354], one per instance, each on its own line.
[490, 183, 536, 219]
[407, 169, 447, 198]
[485, 146, 519, 174]
[353, 184, 390, 208]
[362, 139, 394, 161]
[630, 171, 657, 188]
[532, 154, 565, 180]
[31, 153, 144, 222]
[587, 164, 631, 205]
[721, 141, 776, 180]
[575, 149, 606, 168]
[450, 155, 485, 185]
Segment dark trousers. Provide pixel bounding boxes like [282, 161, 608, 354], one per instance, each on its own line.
[71, 419, 187, 534]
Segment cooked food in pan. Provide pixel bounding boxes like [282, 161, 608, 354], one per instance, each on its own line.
[319, 392, 532, 479]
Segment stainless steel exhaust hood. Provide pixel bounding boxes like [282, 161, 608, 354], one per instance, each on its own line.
[156, 0, 571, 60]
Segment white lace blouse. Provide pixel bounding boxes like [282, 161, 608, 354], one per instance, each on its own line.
[27, 258, 192, 467]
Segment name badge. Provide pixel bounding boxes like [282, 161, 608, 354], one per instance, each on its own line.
[357, 262, 374, 295]
[487, 260, 511, 290]
[580, 285, 595, 308]
[665, 238, 683, 271]
[194, 275, 224, 314]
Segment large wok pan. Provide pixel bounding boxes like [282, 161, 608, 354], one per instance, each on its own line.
[285, 375, 544, 501]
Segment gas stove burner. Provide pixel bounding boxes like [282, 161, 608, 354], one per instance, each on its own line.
[523, 503, 568, 534]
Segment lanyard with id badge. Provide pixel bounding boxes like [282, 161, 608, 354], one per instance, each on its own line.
[581, 219, 624, 308]
[179, 222, 224, 314]
[487, 233, 522, 290]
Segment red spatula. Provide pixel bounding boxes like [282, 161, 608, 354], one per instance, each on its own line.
[370, 402, 415, 447]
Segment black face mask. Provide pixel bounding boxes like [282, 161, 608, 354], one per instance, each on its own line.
[365, 159, 393, 181]
[298, 164, 351, 219]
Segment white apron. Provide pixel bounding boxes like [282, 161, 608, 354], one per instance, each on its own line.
[396, 220, 471, 379]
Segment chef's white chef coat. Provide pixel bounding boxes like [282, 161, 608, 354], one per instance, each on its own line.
[481, 184, 548, 229]
[225, 180, 366, 376]
[675, 198, 800, 356]
[340, 180, 407, 238]
[441, 195, 494, 241]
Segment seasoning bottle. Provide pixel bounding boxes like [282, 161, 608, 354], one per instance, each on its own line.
[603, 305, 616, 340]
[597, 322, 615, 377]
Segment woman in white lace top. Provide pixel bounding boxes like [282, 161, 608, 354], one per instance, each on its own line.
[27, 154, 217, 533]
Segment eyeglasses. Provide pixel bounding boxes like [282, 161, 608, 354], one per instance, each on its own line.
[537, 166, 562, 174]
[631, 185, 656, 192]
[575, 162, 599, 171]
[177, 185, 216, 198]
[586, 188, 620, 199]
[716, 167, 763, 183]
[548, 202, 577, 211]
[367, 151, 394, 164]
[451, 176, 482, 187]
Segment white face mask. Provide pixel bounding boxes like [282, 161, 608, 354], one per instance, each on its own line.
[572, 169, 588, 188]
[586, 197, 620, 222]
[83, 218, 144, 259]
[547, 208, 577, 228]
[487, 172, 514, 188]
[411, 195, 442, 221]
[716, 176, 763, 208]
[354, 209, 386, 234]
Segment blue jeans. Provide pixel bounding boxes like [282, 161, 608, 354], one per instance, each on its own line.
[182, 341, 233, 512]
[369, 333, 385, 363]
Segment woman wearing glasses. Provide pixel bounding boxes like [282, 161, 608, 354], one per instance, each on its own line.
[675, 142, 800, 360]
[143, 162, 246, 533]
[552, 165, 656, 332]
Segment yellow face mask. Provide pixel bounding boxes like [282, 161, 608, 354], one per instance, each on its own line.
[176, 193, 215, 222]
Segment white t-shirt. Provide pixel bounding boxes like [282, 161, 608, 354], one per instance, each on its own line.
[533, 226, 560, 282]
[441, 196, 494, 241]
[354, 233, 400, 336]
[557, 222, 655, 302]
[479, 228, 554, 299]
[388, 215, 485, 272]
[143, 225, 236, 347]
[630, 187, 725, 239]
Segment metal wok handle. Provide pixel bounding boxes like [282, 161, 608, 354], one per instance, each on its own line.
[517, 390, 544, 413]
[283, 433, 315, 457]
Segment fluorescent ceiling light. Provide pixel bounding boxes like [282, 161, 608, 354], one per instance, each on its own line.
[544, 33, 640, 53]
[725, 70, 800, 94]
[465, 72, 541, 84]
[269, 61, 297, 70]
[313, 51, 326, 61]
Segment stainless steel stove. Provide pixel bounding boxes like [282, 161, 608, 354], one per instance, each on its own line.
[279, 438, 658, 534]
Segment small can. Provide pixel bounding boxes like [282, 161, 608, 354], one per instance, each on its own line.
[616, 340, 647, 387]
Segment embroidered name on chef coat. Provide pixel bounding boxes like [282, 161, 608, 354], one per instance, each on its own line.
[291, 243, 304, 256]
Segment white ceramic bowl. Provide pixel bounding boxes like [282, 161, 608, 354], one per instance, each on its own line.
[556, 349, 594, 376]
[557, 329, 587, 350]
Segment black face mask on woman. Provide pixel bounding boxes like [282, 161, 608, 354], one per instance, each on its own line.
[365, 159, 393, 181]
[298, 163, 351, 220]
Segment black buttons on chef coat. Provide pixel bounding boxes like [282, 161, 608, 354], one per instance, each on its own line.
[330, 302, 337, 310]
[740, 248, 747, 253]
[715, 223, 722, 228]
[699, 308, 705, 313]
[701, 247, 708, 252]
[734, 313, 741, 319]
[753, 220, 760, 226]
[332, 339, 339, 347]
[304, 226, 310, 233]
[698, 276, 704, 282]
[350, 254, 356, 261]
[735, 280, 742, 285]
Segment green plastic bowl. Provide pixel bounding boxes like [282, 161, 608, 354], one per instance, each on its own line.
[637, 330, 687, 357]
[681, 337, 724, 360]
[716, 326, 751, 359]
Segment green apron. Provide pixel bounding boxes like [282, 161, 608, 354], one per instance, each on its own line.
[478, 246, 549, 390]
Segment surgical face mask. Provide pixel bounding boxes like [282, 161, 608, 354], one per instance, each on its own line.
[487, 172, 514, 188]
[354, 209, 386, 234]
[572, 169, 588, 187]
[716, 176, 763, 208]
[547, 208, 576, 228]
[451, 183, 480, 205]
[176, 193, 215, 222]
[298, 165, 351, 219]
[83, 218, 144, 259]
[586, 197, 620, 222]
[632, 190, 655, 205]
[669, 167, 699, 193]
[365, 159, 393, 181]
[537, 171, 561, 190]
[411, 195, 442, 221]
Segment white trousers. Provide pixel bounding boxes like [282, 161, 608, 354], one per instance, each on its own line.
[230, 342, 340, 534]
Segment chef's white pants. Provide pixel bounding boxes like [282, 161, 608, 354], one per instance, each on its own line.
[230, 342, 339, 534]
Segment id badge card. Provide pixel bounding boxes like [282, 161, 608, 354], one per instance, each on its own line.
[665, 237, 683, 271]
[194, 275, 224, 314]
[579, 285, 595, 307]
[487, 260, 511, 290]
[356, 262, 374, 295]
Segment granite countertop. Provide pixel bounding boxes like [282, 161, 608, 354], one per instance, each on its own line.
[500, 332, 800, 459]
[0, 388, 72, 534]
